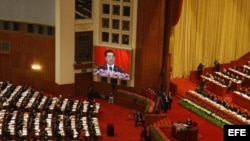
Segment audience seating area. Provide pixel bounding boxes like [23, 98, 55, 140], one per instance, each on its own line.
[0, 81, 173, 141]
[186, 90, 250, 125]
[187, 58, 250, 126]
[0, 81, 101, 140]
[232, 90, 250, 110]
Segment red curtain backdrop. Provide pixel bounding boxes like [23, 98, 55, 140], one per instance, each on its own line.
[93, 46, 131, 74]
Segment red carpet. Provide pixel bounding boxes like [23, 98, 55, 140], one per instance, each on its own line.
[171, 78, 198, 97]
[91, 77, 224, 141]
[168, 78, 224, 141]
[93, 98, 143, 141]
[166, 96, 224, 141]
[73, 77, 224, 141]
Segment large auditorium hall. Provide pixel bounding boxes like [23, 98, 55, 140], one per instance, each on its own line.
[1, 0, 250, 141]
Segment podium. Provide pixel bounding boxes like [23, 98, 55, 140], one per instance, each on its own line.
[172, 122, 198, 141]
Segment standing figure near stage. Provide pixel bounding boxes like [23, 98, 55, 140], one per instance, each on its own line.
[135, 111, 145, 127]
[140, 126, 149, 141]
[87, 85, 94, 101]
[162, 92, 169, 113]
[167, 91, 172, 110]
[197, 63, 204, 80]
[214, 60, 220, 72]
[154, 93, 162, 114]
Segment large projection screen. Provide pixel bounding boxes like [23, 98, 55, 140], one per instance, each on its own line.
[93, 46, 131, 80]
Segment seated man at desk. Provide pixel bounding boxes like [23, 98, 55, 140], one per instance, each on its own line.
[185, 116, 193, 128]
[242, 109, 250, 119]
[227, 80, 233, 92]
[135, 111, 145, 127]
[199, 78, 206, 92]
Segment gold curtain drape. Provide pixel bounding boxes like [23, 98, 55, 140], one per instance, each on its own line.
[170, 0, 250, 78]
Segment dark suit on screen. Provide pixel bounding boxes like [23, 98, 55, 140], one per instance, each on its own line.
[97, 65, 124, 73]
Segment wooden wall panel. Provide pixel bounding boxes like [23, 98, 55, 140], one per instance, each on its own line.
[93, 81, 114, 97]
[0, 54, 11, 81]
[54, 83, 75, 98]
[135, 0, 166, 93]
[75, 73, 93, 98]
[0, 23, 55, 94]
[1, 0, 173, 97]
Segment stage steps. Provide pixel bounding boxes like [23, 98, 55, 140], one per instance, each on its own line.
[153, 117, 172, 128]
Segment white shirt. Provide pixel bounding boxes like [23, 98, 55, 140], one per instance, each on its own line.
[107, 64, 114, 71]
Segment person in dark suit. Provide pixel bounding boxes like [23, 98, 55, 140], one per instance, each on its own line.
[140, 126, 148, 141]
[199, 78, 206, 92]
[227, 80, 233, 93]
[197, 63, 204, 80]
[214, 60, 220, 72]
[167, 91, 172, 110]
[97, 50, 124, 73]
[162, 92, 169, 113]
[87, 85, 94, 101]
[242, 109, 249, 119]
[236, 107, 242, 115]
[135, 111, 145, 127]
[186, 116, 193, 128]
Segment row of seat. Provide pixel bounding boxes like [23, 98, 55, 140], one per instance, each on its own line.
[0, 81, 101, 140]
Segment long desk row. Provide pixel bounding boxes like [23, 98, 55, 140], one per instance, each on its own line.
[232, 91, 250, 110]
[228, 68, 250, 86]
[243, 65, 250, 72]
[0, 110, 101, 140]
[186, 90, 250, 125]
[201, 75, 227, 96]
[0, 82, 101, 140]
[214, 72, 242, 90]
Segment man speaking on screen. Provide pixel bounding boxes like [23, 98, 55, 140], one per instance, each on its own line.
[97, 50, 124, 73]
